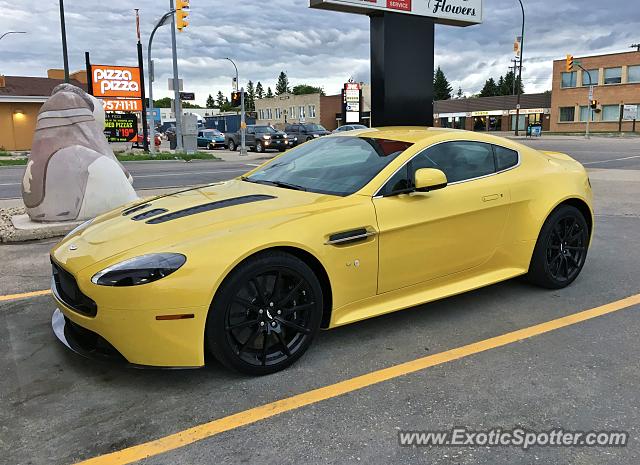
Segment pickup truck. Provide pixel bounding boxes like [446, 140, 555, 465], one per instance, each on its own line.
[225, 125, 290, 153]
[284, 123, 331, 146]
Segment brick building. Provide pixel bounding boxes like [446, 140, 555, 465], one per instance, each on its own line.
[433, 93, 551, 132]
[550, 50, 640, 133]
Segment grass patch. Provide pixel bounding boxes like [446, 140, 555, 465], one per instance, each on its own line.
[0, 158, 28, 166]
[115, 151, 221, 162]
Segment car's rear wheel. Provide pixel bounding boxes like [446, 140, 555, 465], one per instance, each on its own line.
[256, 141, 264, 153]
[526, 205, 589, 289]
[206, 251, 323, 375]
[228, 140, 236, 151]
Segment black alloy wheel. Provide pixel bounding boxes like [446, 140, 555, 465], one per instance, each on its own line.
[207, 252, 323, 375]
[527, 205, 590, 289]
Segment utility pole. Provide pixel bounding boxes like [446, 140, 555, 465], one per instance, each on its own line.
[514, 0, 525, 136]
[577, 63, 593, 140]
[135, 9, 149, 153]
[631, 44, 640, 52]
[169, 0, 183, 151]
[58, 0, 70, 82]
[509, 58, 518, 95]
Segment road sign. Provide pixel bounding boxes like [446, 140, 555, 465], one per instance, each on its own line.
[104, 113, 138, 142]
[623, 105, 638, 121]
[310, 0, 483, 26]
[232, 77, 238, 91]
[588, 85, 594, 100]
[168, 78, 184, 91]
[180, 92, 195, 101]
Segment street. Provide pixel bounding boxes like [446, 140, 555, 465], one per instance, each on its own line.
[1, 136, 639, 464]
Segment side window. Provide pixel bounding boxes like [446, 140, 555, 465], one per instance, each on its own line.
[198, 131, 203, 137]
[247, 127, 255, 134]
[413, 142, 495, 184]
[493, 145, 519, 171]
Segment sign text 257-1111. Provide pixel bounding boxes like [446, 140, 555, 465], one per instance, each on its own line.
[104, 113, 138, 143]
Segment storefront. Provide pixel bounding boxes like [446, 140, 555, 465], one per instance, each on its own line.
[438, 112, 466, 129]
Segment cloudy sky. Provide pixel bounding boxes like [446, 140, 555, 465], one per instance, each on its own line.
[0, 0, 637, 105]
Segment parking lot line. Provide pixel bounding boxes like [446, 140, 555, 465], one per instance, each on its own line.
[0, 289, 50, 302]
[73, 292, 640, 465]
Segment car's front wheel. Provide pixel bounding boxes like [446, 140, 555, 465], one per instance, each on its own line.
[228, 140, 236, 151]
[256, 141, 264, 153]
[526, 204, 589, 289]
[206, 251, 323, 375]
[208, 143, 214, 150]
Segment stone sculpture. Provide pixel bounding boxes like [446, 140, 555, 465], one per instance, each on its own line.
[22, 84, 138, 222]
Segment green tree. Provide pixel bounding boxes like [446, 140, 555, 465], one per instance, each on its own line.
[292, 84, 325, 96]
[215, 91, 225, 108]
[154, 97, 172, 108]
[500, 71, 524, 95]
[456, 86, 464, 98]
[275, 71, 290, 95]
[433, 66, 453, 100]
[181, 102, 202, 109]
[206, 94, 215, 109]
[255, 81, 264, 99]
[479, 78, 499, 97]
[246, 80, 256, 111]
[266, 87, 274, 98]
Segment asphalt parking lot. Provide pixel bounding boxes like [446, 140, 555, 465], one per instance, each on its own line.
[1, 136, 639, 464]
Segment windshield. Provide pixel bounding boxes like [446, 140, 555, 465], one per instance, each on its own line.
[255, 126, 277, 133]
[304, 124, 326, 132]
[204, 130, 222, 136]
[245, 136, 413, 196]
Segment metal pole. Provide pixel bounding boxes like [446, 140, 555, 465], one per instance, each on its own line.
[0, 31, 26, 42]
[225, 58, 246, 156]
[169, 0, 183, 151]
[59, 0, 70, 82]
[577, 65, 592, 140]
[514, 0, 524, 136]
[136, 10, 149, 153]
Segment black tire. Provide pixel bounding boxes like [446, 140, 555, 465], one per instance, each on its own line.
[256, 141, 264, 153]
[526, 205, 590, 289]
[306, 137, 313, 142]
[206, 251, 323, 375]
[208, 143, 214, 150]
[228, 140, 236, 151]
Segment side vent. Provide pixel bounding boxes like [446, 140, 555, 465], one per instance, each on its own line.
[146, 195, 276, 224]
[131, 208, 168, 221]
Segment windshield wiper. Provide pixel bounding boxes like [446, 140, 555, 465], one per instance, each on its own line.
[243, 178, 307, 191]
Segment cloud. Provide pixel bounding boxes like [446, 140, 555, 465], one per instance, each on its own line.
[0, 0, 636, 104]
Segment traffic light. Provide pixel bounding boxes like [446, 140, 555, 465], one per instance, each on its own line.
[590, 99, 598, 109]
[231, 91, 241, 107]
[176, 0, 190, 31]
[565, 54, 574, 72]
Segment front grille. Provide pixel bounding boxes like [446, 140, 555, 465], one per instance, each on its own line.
[64, 316, 126, 361]
[51, 260, 97, 317]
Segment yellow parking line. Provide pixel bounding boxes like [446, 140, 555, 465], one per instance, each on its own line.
[0, 289, 50, 302]
[74, 292, 640, 465]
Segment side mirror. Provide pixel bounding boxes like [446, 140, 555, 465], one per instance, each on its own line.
[414, 168, 447, 192]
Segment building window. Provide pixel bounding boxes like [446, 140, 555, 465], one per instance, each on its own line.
[308, 105, 316, 118]
[299, 106, 305, 119]
[289, 106, 295, 118]
[604, 67, 622, 85]
[581, 69, 598, 86]
[559, 107, 575, 122]
[579, 106, 595, 122]
[258, 109, 264, 119]
[602, 105, 620, 121]
[275, 108, 282, 119]
[561, 71, 577, 88]
[628, 65, 640, 83]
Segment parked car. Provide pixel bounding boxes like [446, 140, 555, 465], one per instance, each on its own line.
[225, 125, 290, 153]
[197, 129, 225, 150]
[285, 123, 331, 146]
[50, 127, 593, 375]
[333, 124, 368, 133]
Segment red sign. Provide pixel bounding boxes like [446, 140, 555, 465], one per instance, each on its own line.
[387, 0, 410, 11]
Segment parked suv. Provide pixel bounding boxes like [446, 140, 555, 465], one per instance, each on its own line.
[225, 125, 290, 153]
[285, 123, 331, 146]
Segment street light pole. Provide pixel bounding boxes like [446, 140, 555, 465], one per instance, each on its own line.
[578, 64, 593, 140]
[148, 10, 175, 154]
[169, 0, 183, 151]
[514, 0, 525, 136]
[0, 31, 26, 42]
[225, 57, 247, 156]
[58, 0, 70, 83]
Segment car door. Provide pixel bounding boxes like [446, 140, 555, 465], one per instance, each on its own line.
[373, 141, 513, 294]
[246, 127, 256, 147]
[197, 131, 205, 147]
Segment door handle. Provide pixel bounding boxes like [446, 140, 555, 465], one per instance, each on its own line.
[482, 194, 501, 202]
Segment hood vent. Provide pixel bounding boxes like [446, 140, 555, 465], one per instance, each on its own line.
[122, 203, 151, 216]
[145, 195, 276, 225]
[132, 208, 168, 221]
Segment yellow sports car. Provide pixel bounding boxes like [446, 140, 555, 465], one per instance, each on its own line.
[50, 127, 593, 374]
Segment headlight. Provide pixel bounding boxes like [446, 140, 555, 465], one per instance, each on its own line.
[91, 253, 186, 287]
[263, 135, 271, 140]
[282, 133, 288, 138]
[312, 134, 320, 138]
[65, 219, 93, 239]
